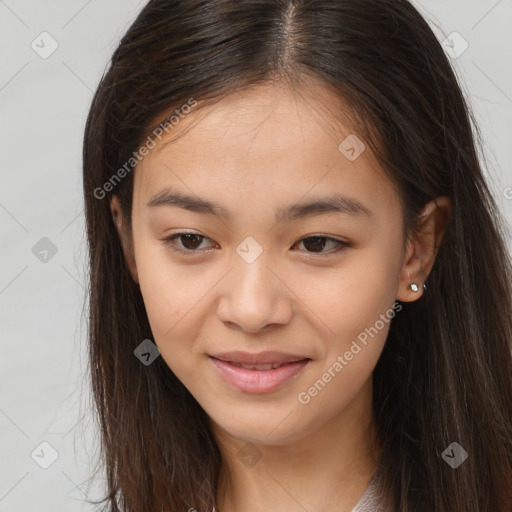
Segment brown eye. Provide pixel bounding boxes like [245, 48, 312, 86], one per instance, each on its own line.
[293, 236, 350, 254]
[161, 232, 215, 253]
[177, 233, 204, 250]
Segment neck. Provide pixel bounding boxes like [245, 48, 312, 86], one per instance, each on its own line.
[211, 379, 380, 512]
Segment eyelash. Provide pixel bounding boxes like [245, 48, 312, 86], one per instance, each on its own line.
[160, 232, 351, 256]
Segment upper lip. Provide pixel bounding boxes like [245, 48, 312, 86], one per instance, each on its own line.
[210, 351, 310, 365]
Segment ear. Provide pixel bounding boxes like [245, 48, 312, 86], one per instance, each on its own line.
[396, 196, 451, 302]
[109, 195, 139, 284]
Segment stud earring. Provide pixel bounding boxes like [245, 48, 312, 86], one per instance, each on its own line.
[407, 272, 428, 294]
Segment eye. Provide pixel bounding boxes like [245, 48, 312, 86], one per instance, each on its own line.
[161, 232, 351, 256]
[291, 235, 351, 255]
[161, 232, 216, 253]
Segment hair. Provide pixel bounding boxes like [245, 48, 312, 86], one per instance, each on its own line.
[82, 0, 512, 510]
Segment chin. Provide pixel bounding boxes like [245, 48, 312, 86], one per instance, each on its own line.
[206, 401, 316, 447]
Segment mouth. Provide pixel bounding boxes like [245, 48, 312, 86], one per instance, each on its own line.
[225, 361, 296, 370]
[208, 354, 311, 393]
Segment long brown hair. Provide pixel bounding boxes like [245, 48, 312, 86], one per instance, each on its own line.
[82, 1, 512, 510]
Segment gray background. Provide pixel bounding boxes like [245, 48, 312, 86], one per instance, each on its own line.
[1, 1, 511, 510]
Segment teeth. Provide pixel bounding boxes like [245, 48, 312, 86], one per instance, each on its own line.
[235, 362, 284, 370]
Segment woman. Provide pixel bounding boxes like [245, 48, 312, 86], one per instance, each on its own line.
[82, 0, 512, 510]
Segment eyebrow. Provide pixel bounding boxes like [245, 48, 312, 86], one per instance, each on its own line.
[146, 188, 372, 223]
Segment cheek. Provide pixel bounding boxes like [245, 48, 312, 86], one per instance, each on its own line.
[293, 270, 400, 433]
[133, 241, 207, 352]
[303, 246, 401, 343]
[299, 244, 402, 393]
[138, 265, 207, 386]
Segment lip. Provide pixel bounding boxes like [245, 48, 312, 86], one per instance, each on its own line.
[209, 354, 311, 394]
[210, 350, 310, 365]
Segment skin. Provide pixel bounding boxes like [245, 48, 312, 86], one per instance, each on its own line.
[110, 80, 450, 512]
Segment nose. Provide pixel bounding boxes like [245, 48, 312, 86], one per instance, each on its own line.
[216, 254, 293, 334]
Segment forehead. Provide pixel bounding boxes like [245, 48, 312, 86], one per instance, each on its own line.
[133, 81, 400, 219]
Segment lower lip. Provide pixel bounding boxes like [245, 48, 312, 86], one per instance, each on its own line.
[209, 357, 310, 393]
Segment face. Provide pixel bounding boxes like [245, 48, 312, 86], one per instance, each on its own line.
[118, 81, 410, 446]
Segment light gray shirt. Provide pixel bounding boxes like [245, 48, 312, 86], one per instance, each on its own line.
[351, 471, 384, 512]
[212, 472, 384, 512]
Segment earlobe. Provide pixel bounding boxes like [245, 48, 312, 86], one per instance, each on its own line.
[396, 238, 426, 302]
[396, 196, 451, 302]
[109, 196, 140, 285]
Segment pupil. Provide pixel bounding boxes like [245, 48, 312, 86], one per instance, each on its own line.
[181, 234, 202, 250]
[303, 237, 325, 252]
[179, 235, 327, 252]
